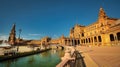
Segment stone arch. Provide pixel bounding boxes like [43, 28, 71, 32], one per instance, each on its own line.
[72, 39, 74, 45]
[83, 39, 85, 43]
[94, 36, 97, 42]
[78, 40, 80, 45]
[75, 40, 77, 45]
[88, 38, 90, 43]
[65, 39, 67, 45]
[117, 32, 120, 41]
[68, 39, 70, 45]
[82, 33, 84, 37]
[86, 38, 88, 43]
[68, 39, 70, 42]
[98, 36, 102, 42]
[91, 37, 93, 43]
[110, 34, 114, 41]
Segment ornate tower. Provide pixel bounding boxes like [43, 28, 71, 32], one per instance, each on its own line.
[8, 24, 16, 45]
[98, 7, 108, 23]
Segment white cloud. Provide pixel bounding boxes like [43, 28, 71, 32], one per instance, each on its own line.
[28, 33, 42, 36]
[0, 35, 8, 40]
[22, 33, 43, 40]
[22, 37, 30, 40]
[53, 34, 59, 39]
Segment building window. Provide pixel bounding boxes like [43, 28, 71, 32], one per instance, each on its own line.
[117, 32, 120, 41]
[82, 33, 84, 37]
[98, 36, 102, 42]
[72, 40, 74, 45]
[75, 40, 77, 45]
[78, 40, 80, 44]
[86, 38, 88, 43]
[101, 23, 103, 27]
[65, 40, 67, 45]
[94, 36, 97, 42]
[88, 38, 90, 43]
[110, 34, 115, 41]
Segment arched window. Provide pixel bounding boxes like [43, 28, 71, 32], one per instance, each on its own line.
[75, 40, 77, 45]
[72, 40, 74, 45]
[94, 36, 97, 42]
[82, 33, 84, 37]
[117, 32, 120, 41]
[86, 38, 88, 43]
[65, 40, 67, 45]
[68, 40, 70, 43]
[98, 36, 102, 42]
[88, 38, 90, 43]
[110, 34, 114, 41]
[78, 40, 80, 44]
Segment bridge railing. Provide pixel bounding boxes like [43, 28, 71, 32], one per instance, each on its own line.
[56, 50, 86, 67]
[56, 58, 75, 67]
[74, 51, 86, 67]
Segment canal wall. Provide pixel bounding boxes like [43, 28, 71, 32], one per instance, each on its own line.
[0, 48, 51, 62]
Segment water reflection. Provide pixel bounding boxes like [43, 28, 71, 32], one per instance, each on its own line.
[0, 49, 64, 67]
[28, 56, 35, 64]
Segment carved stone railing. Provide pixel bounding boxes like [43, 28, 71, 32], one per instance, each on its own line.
[56, 58, 75, 67]
[56, 46, 86, 67]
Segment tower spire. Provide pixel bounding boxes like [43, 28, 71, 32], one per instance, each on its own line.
[98, 7, 107, 23]
[99, 7, 107, 18]
[8, 24, 16, 45]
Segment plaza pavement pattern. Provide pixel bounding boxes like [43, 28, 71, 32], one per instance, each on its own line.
[76, 46, 120, 67]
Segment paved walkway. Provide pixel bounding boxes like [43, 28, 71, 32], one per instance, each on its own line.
[76, 46, 120, 67]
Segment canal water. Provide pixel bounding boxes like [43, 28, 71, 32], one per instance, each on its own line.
[0, 49, 65, 67]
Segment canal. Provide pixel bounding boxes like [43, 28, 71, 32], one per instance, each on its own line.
[0, 49, 65, 67]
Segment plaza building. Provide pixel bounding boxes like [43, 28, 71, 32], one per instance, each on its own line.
[68, 7, 120, 46]
[8, 7, 120, 47]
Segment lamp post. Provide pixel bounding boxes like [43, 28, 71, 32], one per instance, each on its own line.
[19, 29, 22, 39]
[17, 29, 22, 52]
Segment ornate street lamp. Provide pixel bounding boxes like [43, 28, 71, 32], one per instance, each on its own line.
[17, 29, 22, 52]
[19, 29, 22, 39]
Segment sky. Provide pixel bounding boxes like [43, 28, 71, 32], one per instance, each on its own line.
[0, 0, 120, 40]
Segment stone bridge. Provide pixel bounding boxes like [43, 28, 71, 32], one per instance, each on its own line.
[50, 44, 64, 50]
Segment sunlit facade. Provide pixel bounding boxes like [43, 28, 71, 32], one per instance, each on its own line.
[69, 7, 120, 46]
[12, 7, 120, 46]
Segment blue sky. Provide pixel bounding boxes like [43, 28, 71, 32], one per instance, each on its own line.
[0, 0, 120, 40]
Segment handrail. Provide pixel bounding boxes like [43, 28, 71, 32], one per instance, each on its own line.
[56, 58, 75, 67]
[56, 50, 86, 67]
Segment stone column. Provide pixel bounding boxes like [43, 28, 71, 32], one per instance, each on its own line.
[93, 36, 95, 46]
[114, 33, 118, 45]
[70, 39, 72, 46]
[72, 39, 75, 46]
[67, 39, 69, 45]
